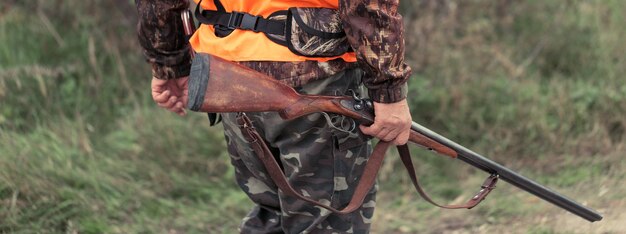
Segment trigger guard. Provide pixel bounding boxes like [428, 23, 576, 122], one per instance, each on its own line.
[340, 117, 356, 132]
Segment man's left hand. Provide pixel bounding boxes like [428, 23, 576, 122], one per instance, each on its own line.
[359, 99, 412, 145]
[151, 76, 189, 116]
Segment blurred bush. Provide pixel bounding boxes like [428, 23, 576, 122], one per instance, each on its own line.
[398, 0, 625, 159]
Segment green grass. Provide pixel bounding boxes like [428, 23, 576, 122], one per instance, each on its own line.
[1, 0, 625, 233]
[0, 109, 251, 233]
[1, 1, 249, 232]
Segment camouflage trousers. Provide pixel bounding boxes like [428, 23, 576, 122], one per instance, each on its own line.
[221, 68, 377, 234]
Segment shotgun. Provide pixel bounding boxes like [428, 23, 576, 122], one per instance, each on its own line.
[184, 53, 602, 222]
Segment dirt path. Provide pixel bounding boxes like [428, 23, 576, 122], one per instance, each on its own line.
[372, 182, 625, 233]
[432, 199, 626, 234]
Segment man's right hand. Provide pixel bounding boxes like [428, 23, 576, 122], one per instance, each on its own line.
[359, 99, 412, 145]
[151, 76, 189, 116]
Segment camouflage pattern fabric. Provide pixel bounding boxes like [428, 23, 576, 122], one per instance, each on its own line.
[338, 0, 411, 103]
[237, 60, 356, 88]
[288, 8, 351, 57]
[135, 0, 411, 103]
[221, 68, 377, 234]
[135, 0, 192, 80]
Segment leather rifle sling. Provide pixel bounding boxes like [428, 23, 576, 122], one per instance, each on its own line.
[237, 113, 497, 213]
[236, 113, 389, 214]
[397, 145, 498, 209]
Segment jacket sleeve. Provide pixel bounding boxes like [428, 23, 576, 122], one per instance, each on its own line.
[339, 0, 411, 103]
[135, 0, 191, 80]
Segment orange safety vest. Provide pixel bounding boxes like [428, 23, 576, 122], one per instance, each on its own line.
[190, 0, 356, 62]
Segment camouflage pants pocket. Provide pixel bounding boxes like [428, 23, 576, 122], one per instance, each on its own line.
[314, 129, 376, 234]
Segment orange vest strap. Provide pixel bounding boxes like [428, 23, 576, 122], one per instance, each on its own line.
[190, 0, 356, 62]
[194, 1, 285, 36]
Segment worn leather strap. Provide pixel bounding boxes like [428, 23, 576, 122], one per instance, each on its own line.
[237, 113, 390, 214]
[236, 113, 497, 213]
[397, 145, 499, 209]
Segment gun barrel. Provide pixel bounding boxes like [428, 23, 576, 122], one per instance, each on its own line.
[410, 122, 603, 222]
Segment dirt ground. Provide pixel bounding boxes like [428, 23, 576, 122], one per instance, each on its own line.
[373, 198, 625, 234]
[371, 163, 626, 234]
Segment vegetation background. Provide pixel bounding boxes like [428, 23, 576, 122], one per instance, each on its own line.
[1, 0, 624, 233]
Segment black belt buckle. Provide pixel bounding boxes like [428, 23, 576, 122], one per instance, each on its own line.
[240, 13, 260, 32]
[227, 11, 259, 32]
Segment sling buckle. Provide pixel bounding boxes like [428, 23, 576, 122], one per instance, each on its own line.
[227, 11, 260, 32]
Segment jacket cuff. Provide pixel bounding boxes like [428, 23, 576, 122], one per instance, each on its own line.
[151, 61, 191, 80]
[368, 82, 408, 103]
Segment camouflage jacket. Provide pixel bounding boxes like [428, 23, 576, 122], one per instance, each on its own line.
[135, 0, 411, 103]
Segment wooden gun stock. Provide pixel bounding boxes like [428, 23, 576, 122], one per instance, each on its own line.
[186, 53, 457, 158]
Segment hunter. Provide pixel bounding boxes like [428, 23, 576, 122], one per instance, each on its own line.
[135, 0, 412, 233]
